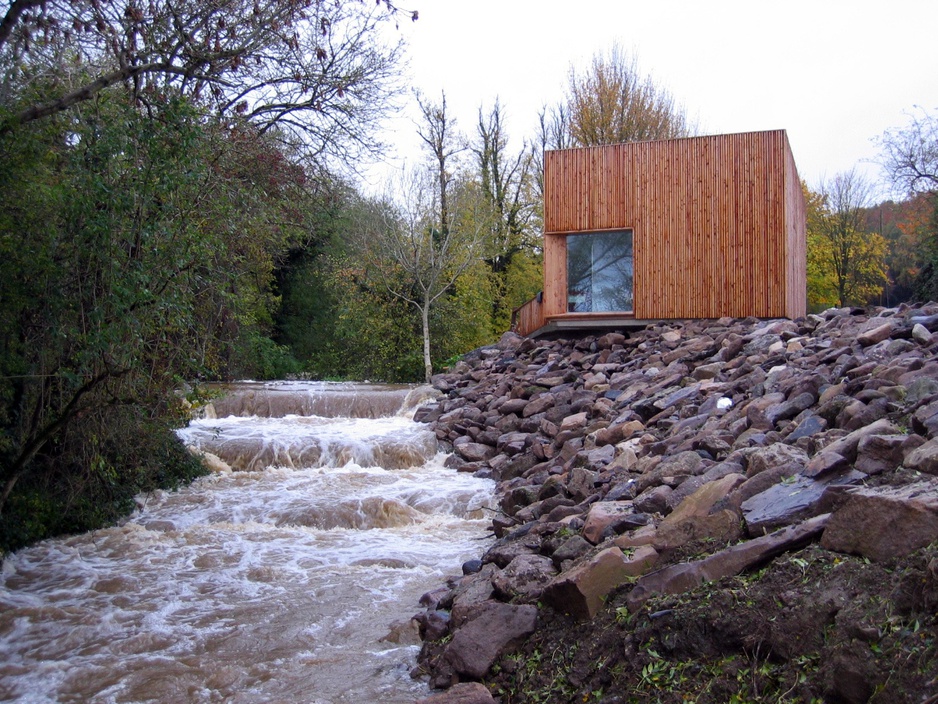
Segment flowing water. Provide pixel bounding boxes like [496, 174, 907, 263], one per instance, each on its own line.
[0, 382, 494, 703]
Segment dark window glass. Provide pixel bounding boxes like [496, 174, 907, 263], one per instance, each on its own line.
[567, 230, 634, 312]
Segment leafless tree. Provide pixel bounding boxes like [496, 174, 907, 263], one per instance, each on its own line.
[880, 108, 938, 196]
[354, 168, 489, 382]
[415, 90, 464, 238]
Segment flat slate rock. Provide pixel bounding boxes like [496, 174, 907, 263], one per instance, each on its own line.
[627, 514, 830, 611]
[741, 470, 864, 536]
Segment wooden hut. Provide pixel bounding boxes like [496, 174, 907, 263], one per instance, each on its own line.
[513, 129, 806, 337]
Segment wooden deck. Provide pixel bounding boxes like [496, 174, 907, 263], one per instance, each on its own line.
[511, 297, 656, 338]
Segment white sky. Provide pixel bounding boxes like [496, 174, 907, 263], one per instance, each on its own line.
[363, 0, 938, 200]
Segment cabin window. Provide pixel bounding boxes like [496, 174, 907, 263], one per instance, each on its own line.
[566, 230, 634, 313]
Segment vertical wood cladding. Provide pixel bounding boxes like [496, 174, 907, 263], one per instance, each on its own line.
[542, 130, 806, 320]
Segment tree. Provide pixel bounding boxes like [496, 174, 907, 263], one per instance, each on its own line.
[880, 108, 938, 194]
[0, 0, 407, 165]
[540, 43, 691, 150]
[415, 90, 464, 238]
[806, 172, 889, 309]
[879, 108, 938, 299]
[472, 99, 541, 332]
[473, 99, 537, 266]
[353, 169, 489, 382]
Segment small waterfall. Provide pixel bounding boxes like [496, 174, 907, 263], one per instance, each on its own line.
[0, 382, 493, 703]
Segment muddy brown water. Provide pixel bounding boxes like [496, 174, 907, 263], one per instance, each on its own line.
[0, 382, 493, 703]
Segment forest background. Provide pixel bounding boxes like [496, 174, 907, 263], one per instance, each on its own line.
[0, 0, 936, 553]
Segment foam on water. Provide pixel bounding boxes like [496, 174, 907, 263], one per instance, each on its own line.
[0, 385, 493, 703]
[177, 414, 439, 471]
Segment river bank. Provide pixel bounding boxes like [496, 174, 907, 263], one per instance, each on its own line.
[412, 305, 938, 704]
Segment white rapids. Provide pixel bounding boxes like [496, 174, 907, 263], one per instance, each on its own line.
[0, 382, 494, 703]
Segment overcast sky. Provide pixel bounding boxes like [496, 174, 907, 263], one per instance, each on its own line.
[363, 0, 938, 200]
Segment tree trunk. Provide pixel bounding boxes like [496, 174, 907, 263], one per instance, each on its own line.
[421, 302, 433, 383]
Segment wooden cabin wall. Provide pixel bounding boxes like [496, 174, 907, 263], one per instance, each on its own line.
[543, 130, 805, 320]
[784, 139, 808, 318]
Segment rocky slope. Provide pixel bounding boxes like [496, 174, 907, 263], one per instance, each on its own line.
[411, 305, 938, 704]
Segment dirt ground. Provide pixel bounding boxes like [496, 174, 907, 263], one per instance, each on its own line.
[482, 541, 938, 704]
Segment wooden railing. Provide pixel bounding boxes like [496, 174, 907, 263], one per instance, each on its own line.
[510, 293, 545, 337]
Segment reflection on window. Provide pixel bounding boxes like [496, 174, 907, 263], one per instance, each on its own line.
[567, 230, 633, 312]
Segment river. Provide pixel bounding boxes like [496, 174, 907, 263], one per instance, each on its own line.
[0, 382, 494, 703]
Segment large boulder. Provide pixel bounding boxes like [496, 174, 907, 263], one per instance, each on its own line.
[543, 546, 653, 619]
[821, 479, 938, 561]
[443, 601, 538, 679]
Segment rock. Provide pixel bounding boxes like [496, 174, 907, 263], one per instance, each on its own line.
[624, 544, 659, 574]
[414, 304, 938, 691]
[560, 412, 588, 432]
[627, 514, 830, 611]
[854, 434, 909, 475]
[443, 601, 538, 679]
[693, 435, 732, 459]
[454, 441, 496, 463]
[450, 567, 498, 627]
[821, 479, 938, 561]
[727, 463, 801, 510]
[912, 322, 933, 345]
[745, 444, 808, 477]
[912, 399, 938, 438]
[765, 392, 816, 425]
[462, 559, 483, 575]
[614, 524, 658, 549]
[819, 418, 900, 463]
[491, 554, 556, 600]
[597, 332, 626, 348]
[663, 473, 747, 523]
[483, 537, 539, 569]
[904, 437, 938, 475]
[692, 362, 723, 380]
[910, 313, 938, 332]
[634, 451, 704, 493]
[544, 547, 639, 619]
[566, 467, 598, 502]
[652, 509, 742, 551]
[786, 414, 828, 442]
[416, 682, 497, 704]
[416, 610, 451, 641]
[593, 420, 643, 446]
[857, 322, 895, 346]
[741, 470, 864, 536]
[802, 450, 850, 479]
[496, 431, 530, 456]
[633, 485, 673, 514]
[582, 501, 648, 543]
[499, 398, 529, 416]
[550, 535, 593, 568]
[906, 376, 938, 404]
